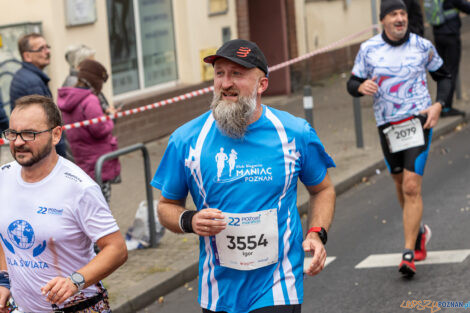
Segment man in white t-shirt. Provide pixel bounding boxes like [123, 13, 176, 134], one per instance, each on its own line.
[0, 95, 127, 313]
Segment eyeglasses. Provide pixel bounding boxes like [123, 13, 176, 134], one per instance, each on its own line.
[27, 44, 51, 53]
[2, 127, 55, 142]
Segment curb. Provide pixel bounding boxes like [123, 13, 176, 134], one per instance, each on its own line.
[113, 114, 467, 313]
[113, 262, 198, 313]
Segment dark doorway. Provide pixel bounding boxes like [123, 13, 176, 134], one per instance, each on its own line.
[248, 0, 291, 95]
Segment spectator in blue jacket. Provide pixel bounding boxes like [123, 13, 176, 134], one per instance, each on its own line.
[9, 33, 67, 157]
[9, 33, 52, 110]
[0, 90, 8, 133]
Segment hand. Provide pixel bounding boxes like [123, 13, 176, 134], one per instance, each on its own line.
[105, 106, 120, 115]
[358, 76, 378, 96]
[0, 286, 10, 313]
[420, 102, 442, 129]
[302, 232, 327, 276]
[41, 277, 78, 305]
[192, 208, 227, 236]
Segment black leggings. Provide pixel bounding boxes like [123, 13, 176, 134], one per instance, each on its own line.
[202, 304, 301, 313]
[433, 33, 461, 108]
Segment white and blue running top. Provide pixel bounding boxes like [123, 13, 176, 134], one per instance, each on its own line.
[352, 33, 443, 126]
[151, 105, 335, 313]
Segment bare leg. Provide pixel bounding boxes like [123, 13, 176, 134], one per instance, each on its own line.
[391, 172, 404, 209]
[391, 170, 422, 250]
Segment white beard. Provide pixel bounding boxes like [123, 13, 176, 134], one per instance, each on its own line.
[210, 86, 257, 139]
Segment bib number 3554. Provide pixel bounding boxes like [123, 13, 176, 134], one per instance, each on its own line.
[226, 234, 268, 251]
[214, 209, 278, 271]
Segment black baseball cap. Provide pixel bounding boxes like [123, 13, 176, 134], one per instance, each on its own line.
[204, 39, 269, 77]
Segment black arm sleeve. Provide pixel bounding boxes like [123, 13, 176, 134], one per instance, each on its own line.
[347, 75, 366, 97]
[453, 0, 470, 14]
[404, 0, 424, 36]
[430, 65, 452, 105]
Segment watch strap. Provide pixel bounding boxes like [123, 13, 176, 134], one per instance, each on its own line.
[69, 272, 85, 291]
[306, 226, 327, 245]
[307, 227, 322, 234]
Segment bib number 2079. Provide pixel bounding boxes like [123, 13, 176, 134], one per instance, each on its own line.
[226, 234, 268, 251]
[394, 126, 416, 139]
[384, 118, 424, 153]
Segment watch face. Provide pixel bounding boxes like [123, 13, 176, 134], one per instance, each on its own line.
[71, 272, 85, 284]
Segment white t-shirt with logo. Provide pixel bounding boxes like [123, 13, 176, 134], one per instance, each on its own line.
[0, 157, 119, 313]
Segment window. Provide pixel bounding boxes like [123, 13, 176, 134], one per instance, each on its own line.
[106, 0, 178, 96]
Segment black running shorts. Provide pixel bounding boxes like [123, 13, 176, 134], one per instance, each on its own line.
[378, 114, 432, 176]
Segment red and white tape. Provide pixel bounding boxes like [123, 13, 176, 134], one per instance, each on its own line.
[269, 24, 379, 72]
[63, 86, 214, 130]
[1, 25, 379, 146]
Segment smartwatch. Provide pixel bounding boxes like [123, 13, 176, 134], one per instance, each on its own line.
[306, 227, 328, 245]
[69, 272, 85, 291]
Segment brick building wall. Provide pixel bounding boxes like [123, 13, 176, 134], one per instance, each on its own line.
[236, 0, 250, 39]
[286, 0, 298, 61]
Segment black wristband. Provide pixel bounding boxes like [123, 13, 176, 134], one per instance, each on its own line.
[179, 210, 197, 233]
[0, 271, 10, 290]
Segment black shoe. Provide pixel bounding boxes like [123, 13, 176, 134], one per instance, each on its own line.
[399, 251, 416, 278]
[440, 108, 466, 117]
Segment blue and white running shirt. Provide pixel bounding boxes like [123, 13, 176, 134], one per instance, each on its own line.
[151, 105, 335, 313]
[352, 33, 443, 126]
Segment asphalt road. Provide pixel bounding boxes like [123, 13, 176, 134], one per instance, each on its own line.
[139, 122, 470, 313]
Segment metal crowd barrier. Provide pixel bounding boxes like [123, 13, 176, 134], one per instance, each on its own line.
[95, 143, 158, 248]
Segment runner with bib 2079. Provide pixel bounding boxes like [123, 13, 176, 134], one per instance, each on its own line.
[347, 0, 452, 277]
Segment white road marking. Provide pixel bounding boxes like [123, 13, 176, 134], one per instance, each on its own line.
[304, 256, 336, 273]
[355, 249, 470, 269]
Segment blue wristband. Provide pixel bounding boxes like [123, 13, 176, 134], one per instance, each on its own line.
[0, 271, 10, 290]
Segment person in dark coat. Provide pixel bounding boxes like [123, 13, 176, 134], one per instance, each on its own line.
[0, 91, 8, 133]
[404, 0, 424, 36]
[432, 0, 470, 117]
[9, 33, 52, 110]
[9, 33, 68, 157]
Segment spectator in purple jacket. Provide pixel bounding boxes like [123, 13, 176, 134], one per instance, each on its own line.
[57, 59, 120, 202]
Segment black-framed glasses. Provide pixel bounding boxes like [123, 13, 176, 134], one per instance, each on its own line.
[2, 128, 55, 142]
[27, 44, 51, 53]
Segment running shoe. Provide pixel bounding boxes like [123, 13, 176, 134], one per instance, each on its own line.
[414, 224, 431, 261]
[399, 251, 416, 278]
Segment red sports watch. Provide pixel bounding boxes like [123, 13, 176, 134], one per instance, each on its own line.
[306, 227, 327, 245]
